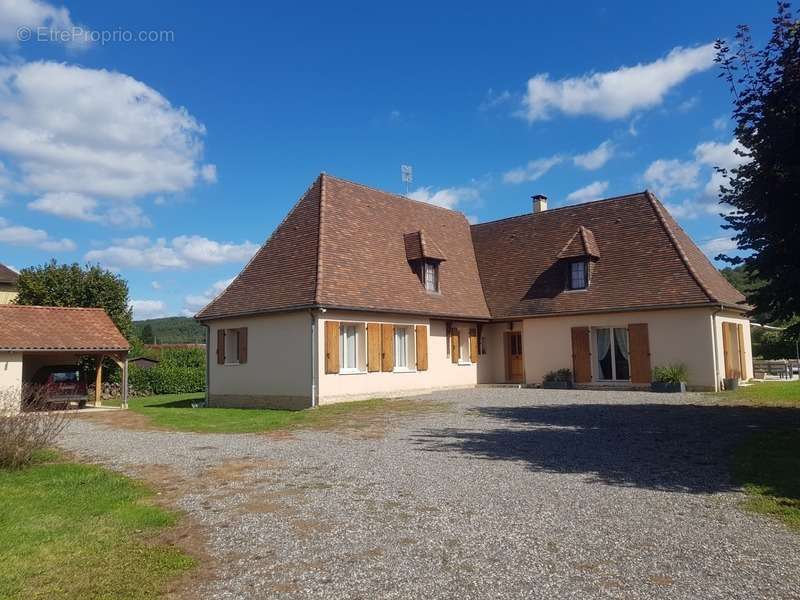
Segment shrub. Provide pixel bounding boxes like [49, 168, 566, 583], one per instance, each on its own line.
[0, 385, 70, 469]
[652, 363, 688, 384]
[543, 368, 572, 382]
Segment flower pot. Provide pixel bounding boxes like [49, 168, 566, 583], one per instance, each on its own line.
[650, 381, 687, 393]
[542, 381, 574, 389]
[723, 378, 739, 391]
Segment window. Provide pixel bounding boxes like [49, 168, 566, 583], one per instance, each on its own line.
[595, 327, 630, 381]
[339, 323, 364, 372]
[224, 328, 240, 364]
[394, 326, 416, 370]
[459, 329, 471, 364]
[568, 260, 588, 290]
[424, 261, 439, 292]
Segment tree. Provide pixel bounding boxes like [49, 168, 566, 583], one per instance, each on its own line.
[714, 3, 800, 335]
[140, 324, 155, 344]
[15, 261, 133, 340]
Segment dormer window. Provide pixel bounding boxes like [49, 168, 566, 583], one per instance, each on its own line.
[568, 260, 588, 290]
[423, 261, 439, 292]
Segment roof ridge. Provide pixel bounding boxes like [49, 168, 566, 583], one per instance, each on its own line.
[645, 190, 717, 303]
[0, 305, 105, 311]
[470, 192, 649, 229]
[314, 173, 326, 304]
[321, 173, 468, 218]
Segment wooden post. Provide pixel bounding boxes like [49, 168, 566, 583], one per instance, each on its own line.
[121, 357, 129, 409]
[94, 354, 104, 407]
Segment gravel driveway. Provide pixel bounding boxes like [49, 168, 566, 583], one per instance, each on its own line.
[59, 388, 800, 599]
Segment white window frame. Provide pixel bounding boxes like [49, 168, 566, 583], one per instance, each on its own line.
[393, 325, 416, 372]
[568, 260, 588, 290]
[424, 261, 439, 293]
[593, 327, 630, 382]
[224, 328, 240, 365]
[458, 329, 472, 365]
[339, 322, 367, 374]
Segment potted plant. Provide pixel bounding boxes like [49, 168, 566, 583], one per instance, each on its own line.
[542, 368, 574, 389]
[651, 364, 688, 393]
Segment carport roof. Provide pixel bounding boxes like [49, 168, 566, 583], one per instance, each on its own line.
[0, 305, 129, 352]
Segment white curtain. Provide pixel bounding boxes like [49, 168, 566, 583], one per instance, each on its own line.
[614, 328, 629, 361]
[597, 328, 611, 361]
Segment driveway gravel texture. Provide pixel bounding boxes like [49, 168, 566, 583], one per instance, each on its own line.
[59, 388, 800, 599]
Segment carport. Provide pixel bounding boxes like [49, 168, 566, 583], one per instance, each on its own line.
[0, 305, 130, 412]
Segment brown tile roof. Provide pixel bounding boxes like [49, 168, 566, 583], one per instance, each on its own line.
[197, 175, 746, 322]
[557, 226, 600, 260]
[0, 305, 129, 351]
[197, 174, 490, 320]
[471, 192, 747, 319]
[0, 263, 18, 284]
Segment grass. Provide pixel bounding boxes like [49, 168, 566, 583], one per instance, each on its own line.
[102, 392, 447, 433]
[714, 379, 800, 407]
[733, 429, 800, 530]
[0, 451, 195, 599]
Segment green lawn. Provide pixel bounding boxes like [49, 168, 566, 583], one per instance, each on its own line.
[104, 392, 446, 433]
[716, 379, 800, 407]
[0, 452, 194, 599]
[733, 430, 800, 530]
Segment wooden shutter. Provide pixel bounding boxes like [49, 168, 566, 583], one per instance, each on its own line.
[216, 329, 225, 364]
[451, 328, 460, 363]
[469, 328, 478, 363]
[736, 323, 746, 379]
[628, 323, 652, 383]
[237, 327, 248, 364]
[381, 324, 394, 371]
[367, 323, 381, 372]
[415, 325, 428, 371]
[571, 326, 591, 383]
[324, 321, 340, 374]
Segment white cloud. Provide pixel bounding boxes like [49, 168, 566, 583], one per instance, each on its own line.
[479, 88, 512, 111]
[712, 116, 728, 131]
[521, 44, 715, 121]
[150, 280, 161, 290]
[701, 236, 738, 256]
[183, 278, 233, 313]
[0, 61, 215, 226]
[85, 235, 259, 271]
[0, 216, 75, 252]
[129, 299, 167, 320]
[677, 95, 699, 112]
[663, 198, 723, 219]
[407, 185, 479, 210]
[566, 181, 609, 205]
[573, 140, 615, 170]
[502, 155, 563, 184]
[27, 192, 152, 227]
[643, 159, 700, 198]
[0, 0, 87, 46]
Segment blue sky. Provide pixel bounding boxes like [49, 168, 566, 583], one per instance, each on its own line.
[0, 1, 773, 319]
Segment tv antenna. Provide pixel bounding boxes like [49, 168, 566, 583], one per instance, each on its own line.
[401, 164, 413, 195]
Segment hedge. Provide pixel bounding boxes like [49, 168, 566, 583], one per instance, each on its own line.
[128, 348, 206, 395]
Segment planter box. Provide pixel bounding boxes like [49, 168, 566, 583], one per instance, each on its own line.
[651, 381, 687, 393]
[542, 381, 574, 389]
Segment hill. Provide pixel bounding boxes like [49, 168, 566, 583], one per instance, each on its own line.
[133, 316, 206, 344]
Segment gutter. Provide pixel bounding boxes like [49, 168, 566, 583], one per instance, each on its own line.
[308, 309, 318, 408]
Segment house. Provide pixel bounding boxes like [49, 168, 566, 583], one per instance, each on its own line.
[0, 263, 18, 304]
[0, 305, 130, 413]
[195, 174, 752, 409]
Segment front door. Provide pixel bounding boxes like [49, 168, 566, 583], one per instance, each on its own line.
[506, 332, 523, 383]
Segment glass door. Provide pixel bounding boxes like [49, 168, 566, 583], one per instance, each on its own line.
[595, 327, 630, 381]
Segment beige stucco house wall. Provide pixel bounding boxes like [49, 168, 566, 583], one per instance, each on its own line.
[206, 311, 312, 409]
[0, 352, 23, 412]
[0, 283, 17, 305]
[520, 306, 751, 392]
[317, 311, 480, 404]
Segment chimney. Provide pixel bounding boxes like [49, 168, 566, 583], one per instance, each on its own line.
[532, 194, 548, 213]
